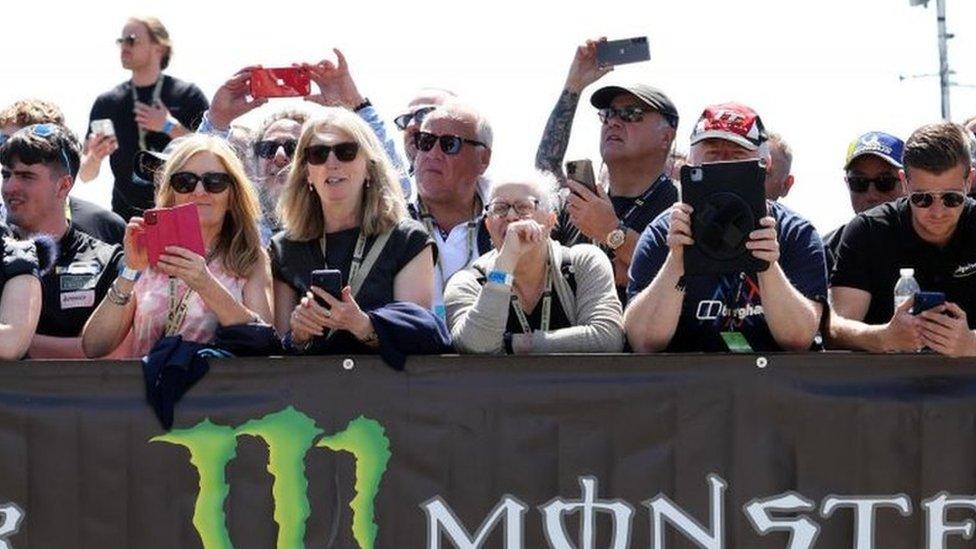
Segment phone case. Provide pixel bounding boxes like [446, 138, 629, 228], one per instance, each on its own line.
[596, 37, 650, 67]
[912, 291, 946, 315]
[566, 159, 597, 193]
[311, 269, 343, 306]
[681, 160, 767, 275]
[141, 203, 207, 268]
[250, 68, 311, 98]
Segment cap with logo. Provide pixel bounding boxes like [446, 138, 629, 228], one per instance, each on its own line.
[844, 131, 904, 170]
[689, 102, 768, 151]
[590, 84, 679, 128]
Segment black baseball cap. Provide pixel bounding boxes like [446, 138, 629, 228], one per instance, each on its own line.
[590, 84, 679, 128]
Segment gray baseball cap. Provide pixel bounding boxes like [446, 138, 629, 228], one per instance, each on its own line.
[590, 84, 679, 128]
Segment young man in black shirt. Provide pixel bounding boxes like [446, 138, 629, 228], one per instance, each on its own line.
[0, 99, 126, 244]
[535, 39, 678, 302]
[79, 16, 208, 221]
[829, 122, 976, 357]
[0, 124, 123, 358]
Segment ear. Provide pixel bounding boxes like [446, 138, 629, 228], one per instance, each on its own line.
[476, 147, 492, 175]
[781, 175, 795, 197]
[542, 209, 558, 233]
[899, 169, 909, 194]
[56, 173, 73, 199]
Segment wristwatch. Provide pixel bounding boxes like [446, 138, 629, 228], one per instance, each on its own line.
[605, 220, 627, 251]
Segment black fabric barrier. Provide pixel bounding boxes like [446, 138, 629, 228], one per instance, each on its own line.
[2, 353, 976, 548]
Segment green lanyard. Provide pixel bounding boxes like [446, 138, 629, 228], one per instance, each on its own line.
[510, 259, 553, 334]
[418, 198, 480, 285]
[130, 77, 165, 152]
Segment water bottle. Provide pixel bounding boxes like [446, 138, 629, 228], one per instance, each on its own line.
[893, 268, 920, 310]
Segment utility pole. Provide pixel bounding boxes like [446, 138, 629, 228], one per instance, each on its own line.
[909, 0, 953, 120]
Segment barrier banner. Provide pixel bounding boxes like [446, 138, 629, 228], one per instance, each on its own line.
[0, 353, 975, 548]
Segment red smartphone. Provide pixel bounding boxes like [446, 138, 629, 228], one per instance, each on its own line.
[249, 67, 311, 98]
[141, 203, 207, 268]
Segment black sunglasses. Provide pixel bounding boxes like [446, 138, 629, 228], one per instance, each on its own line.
[115, 34, 139, 47]
[845, 174, 900, 193]
[394, 106, 436, 131]
[254, 139, 297, 159]
[414, 131, 488, 155]
[598, 106, 647, 124]
[304, 142, 360, 165]
[170, 171, 233, 194]
[909, 190, 967, 209]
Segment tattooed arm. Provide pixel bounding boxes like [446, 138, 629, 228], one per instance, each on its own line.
[534, 38, 614, 181]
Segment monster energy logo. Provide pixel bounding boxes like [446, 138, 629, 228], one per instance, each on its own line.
[152, 407, 390, 549]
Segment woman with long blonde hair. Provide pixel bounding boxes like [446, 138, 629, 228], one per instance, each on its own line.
[271, 107, 435, 354]
[83, 134, 272, 357]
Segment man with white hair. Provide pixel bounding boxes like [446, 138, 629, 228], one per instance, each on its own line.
[625, 102, 827, 353]
[764, 132, 795, 200]
[410, 102, 495, 318]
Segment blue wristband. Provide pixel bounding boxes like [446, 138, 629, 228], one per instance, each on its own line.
[487, 269, 513, 286]
[161, 119, 175, 135]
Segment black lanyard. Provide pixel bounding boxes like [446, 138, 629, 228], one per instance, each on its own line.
[319, 231, 368, 286]
[510, 257, 553, 334]
[417, 198, 481, 285]
[616, 173, 668, 229]
[130, 77, 165, 152]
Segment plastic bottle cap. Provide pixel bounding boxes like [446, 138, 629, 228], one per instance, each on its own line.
[899, 268, 914, 277]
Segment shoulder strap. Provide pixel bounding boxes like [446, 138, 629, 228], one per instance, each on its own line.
[549, 243, 578, 325]
[349, 229, 393, 298]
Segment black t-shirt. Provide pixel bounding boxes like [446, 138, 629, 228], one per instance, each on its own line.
[0, 236, 40, 288]
[822, 223, 845, 276]
[69, 197, 126, 245]
[554, 174, 678, 305]
[87, 75, 209, 221]
[36, 225, 123, 337]
[270, 219, 434, 313]
[831, 197, 976, 326]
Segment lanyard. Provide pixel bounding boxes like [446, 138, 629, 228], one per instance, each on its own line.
[616, 173, 668, 229]
[319, 230, 368, 286]
[165, 276, 193, 336]
[418, 198, 480, 285]
[510, 257, 553, 334]
[130, 77, 165, 152]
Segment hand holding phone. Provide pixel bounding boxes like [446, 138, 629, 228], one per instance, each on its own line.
[566, 159, 597, 194]
[250, 67, 311, 98]
[140, 203, 207, 268]
[90, 119, 116, 137]
[912, 291, 946, 315]
[310, 269, 343, 308]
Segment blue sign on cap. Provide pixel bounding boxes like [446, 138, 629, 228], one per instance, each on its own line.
[845, 131, 904, 169]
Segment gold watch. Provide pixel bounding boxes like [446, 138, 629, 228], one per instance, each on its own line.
[605, 222, 627, 250]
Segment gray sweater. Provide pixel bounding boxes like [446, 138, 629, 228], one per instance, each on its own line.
[444, 241, 625, 354]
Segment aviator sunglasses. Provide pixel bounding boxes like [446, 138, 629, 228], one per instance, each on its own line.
[909, 190, 967, 209]
[169, 172, 233, 194]
[414, 131, 488, 155]
[394, 106, 436, 131]
[304, 142, 360, 165]
[115, 34, 139, 47]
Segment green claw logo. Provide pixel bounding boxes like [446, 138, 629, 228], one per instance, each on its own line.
[152, 407, 390, 549]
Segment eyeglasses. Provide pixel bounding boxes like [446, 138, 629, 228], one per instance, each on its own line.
[394, 107, 436, 131]
[254, 139, 297, 159]
[115, 34, 139, 47]
[485, 198, 540, 218]
[845, 174, 900, 193]
[169, 171, 233, 194]
[414, 132, 488, 155]
[598, 106, 647, 124]
[909, 190, 967, 209]
[304, 142, 360, 165]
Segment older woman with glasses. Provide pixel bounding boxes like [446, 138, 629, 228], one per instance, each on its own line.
[271, 107, 436, 356]
[82, 134, 272, 358]
[444, 171, 624, 354]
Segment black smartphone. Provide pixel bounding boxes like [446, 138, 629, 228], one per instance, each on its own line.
[912, 291, 946, 315]
[310, 269, 343, 307]
[565, 159, 597, 194]
[596, 37, 651, 67]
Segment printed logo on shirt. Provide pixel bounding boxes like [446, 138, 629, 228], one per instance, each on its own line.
[953, 261, 976, 278]
[60, 274, 98, 292]
[56, 260, 100, 276]
[60, 290, 95, 310]
[693, 274, 764, 329]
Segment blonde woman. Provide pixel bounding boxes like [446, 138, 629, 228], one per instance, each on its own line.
[82, 135, 272, 358]
[271, 108, 434, 354]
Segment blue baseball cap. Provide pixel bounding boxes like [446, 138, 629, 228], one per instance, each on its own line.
[844, 131, 904, 170]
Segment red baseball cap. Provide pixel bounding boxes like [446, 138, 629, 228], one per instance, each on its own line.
[690, 102, 768, 151]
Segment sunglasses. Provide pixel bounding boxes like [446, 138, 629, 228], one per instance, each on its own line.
[909, 190, 967, 209]
[394, 106, 436, 131]
[304, 142, 360, 165]
[29, 124, 73, 175]
[845, 174, 900, 193]
[485, 198, 540, 218]
[115, 34, 139, 47]
[414, 132, 488, 155]
[254, 139, 297, 159]
[170, 171, 233, 194]
[598, 106, 647, 124]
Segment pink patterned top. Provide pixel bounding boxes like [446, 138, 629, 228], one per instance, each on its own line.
[128, 262, 245, 357]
